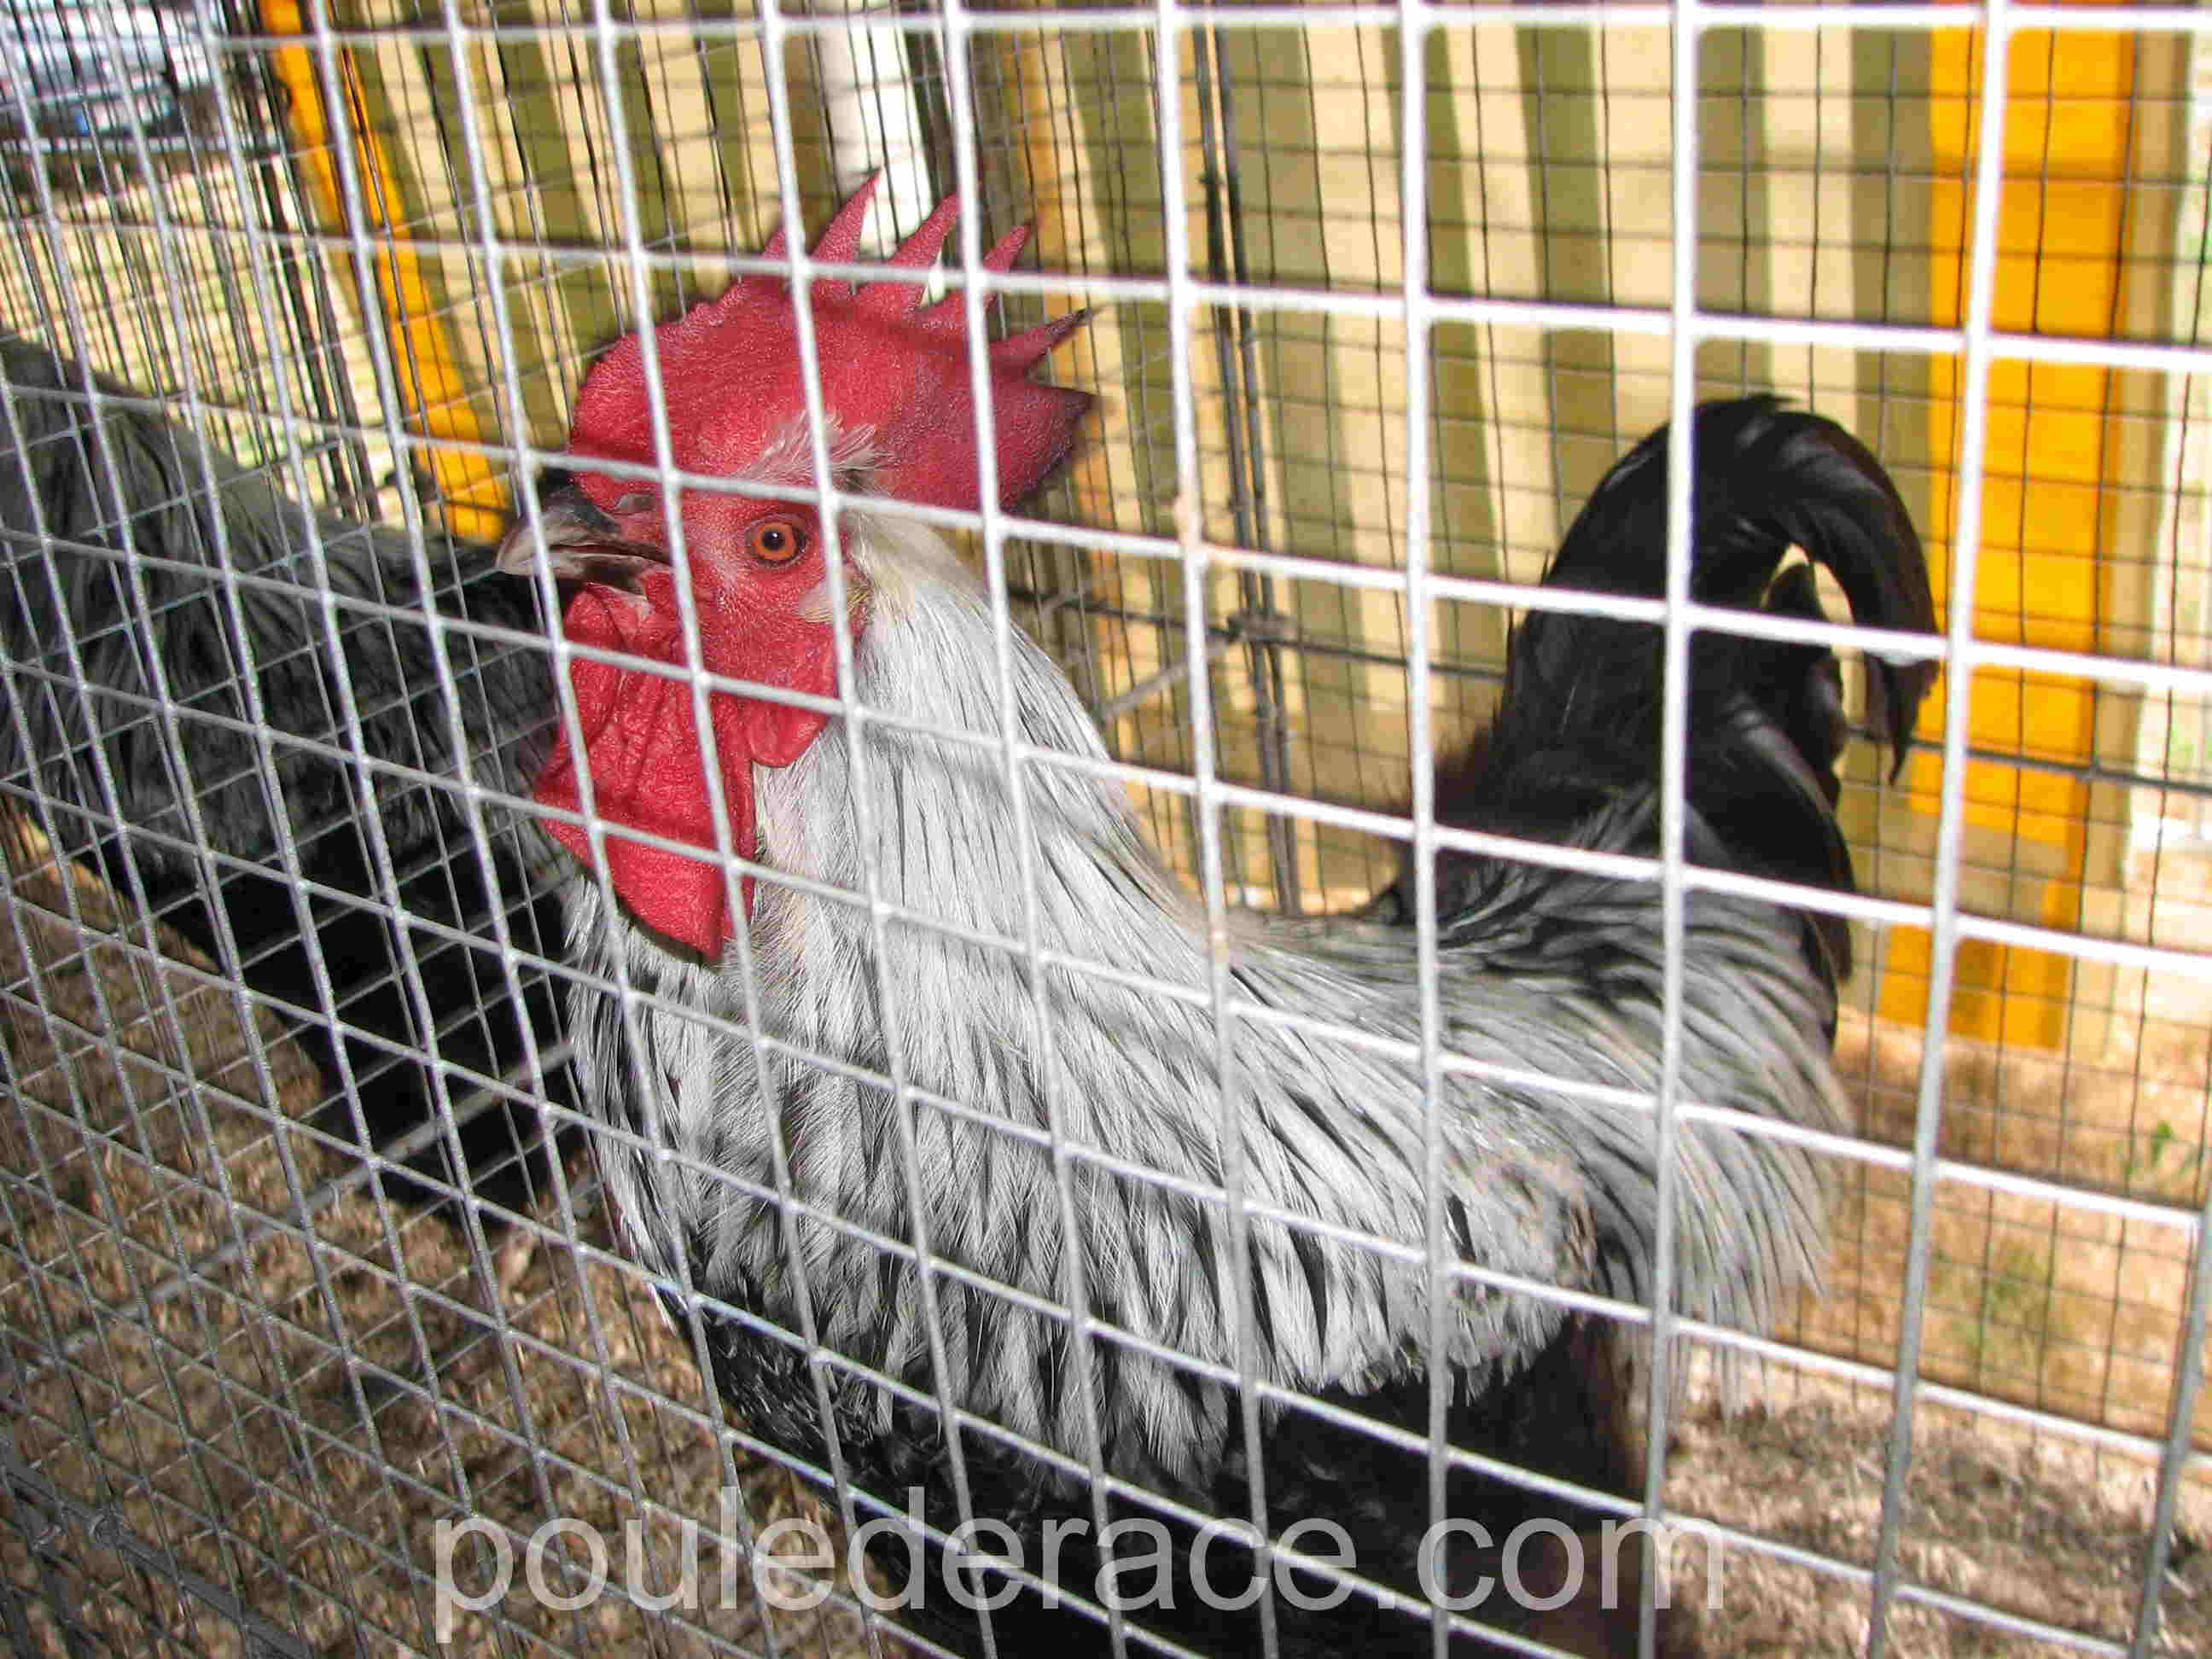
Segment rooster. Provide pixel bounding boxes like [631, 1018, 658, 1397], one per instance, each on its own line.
[502, 183, 1936, 1656]
[0, 337, 568, 1220]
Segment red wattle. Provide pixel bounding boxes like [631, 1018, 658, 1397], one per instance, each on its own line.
[530, 584, 820, 958]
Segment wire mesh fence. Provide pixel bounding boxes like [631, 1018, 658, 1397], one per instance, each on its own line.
[0, 1, 2209, 1656]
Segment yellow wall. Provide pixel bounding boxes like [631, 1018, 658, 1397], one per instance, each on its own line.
[1884, 5, 2148, 1048]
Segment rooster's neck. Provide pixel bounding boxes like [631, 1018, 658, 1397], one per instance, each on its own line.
[753, 510, 1208, 980]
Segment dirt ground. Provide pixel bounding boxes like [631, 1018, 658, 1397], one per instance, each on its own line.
[1, 823, 2208, 1657]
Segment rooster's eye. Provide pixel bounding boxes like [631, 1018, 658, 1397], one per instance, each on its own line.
[746, 517, 808, 565]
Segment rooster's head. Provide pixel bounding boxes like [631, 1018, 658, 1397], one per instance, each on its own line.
[499, 178, 1091, 957]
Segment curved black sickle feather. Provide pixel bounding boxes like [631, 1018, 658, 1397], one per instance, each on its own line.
[1531, 394, 1939, 774]
[1400, 396, 1940, 1022]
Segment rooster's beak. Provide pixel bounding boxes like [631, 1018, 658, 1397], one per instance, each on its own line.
[496, 481, 669, 593]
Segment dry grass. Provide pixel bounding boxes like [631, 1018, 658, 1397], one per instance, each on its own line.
[1661, 1376, 2212, 1656]
[1808, 1004, 2211, 1448]
[0, 824, 866, 1656]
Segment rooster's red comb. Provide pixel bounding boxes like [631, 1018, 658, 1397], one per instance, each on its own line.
[567, 177, 1091, 515]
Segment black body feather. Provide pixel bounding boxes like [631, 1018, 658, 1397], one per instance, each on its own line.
[0, 337, 568, 1219]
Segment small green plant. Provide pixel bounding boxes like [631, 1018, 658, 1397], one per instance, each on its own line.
[2122, 1120, 2209, 1200]
[1933, 1242, 2056, 1383]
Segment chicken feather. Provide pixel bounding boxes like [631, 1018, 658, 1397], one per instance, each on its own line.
[513, 189, 1938, 1656]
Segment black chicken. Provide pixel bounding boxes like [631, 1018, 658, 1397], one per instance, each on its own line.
[0, 335, 568, 1220]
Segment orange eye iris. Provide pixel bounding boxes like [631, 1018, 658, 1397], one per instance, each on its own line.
[746, 517, 808, 565]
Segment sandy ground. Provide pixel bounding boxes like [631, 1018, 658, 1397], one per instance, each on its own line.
[1, 826, 2208, 1658]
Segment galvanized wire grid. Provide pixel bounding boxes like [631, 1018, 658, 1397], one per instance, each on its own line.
[0, 1, 2209, 1656]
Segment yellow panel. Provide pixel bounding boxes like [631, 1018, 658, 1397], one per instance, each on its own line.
[261, 0, 505, 540]
[1883, 6, 2138, 1047]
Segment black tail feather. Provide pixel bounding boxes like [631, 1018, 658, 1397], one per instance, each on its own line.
[1525, 393, 1937, 783]
[1407, 396, 1939, 1012]
[1752, 560, 1851, 807]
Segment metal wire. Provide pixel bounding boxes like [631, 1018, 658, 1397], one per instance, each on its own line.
[3, 3, 2212, 1656]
